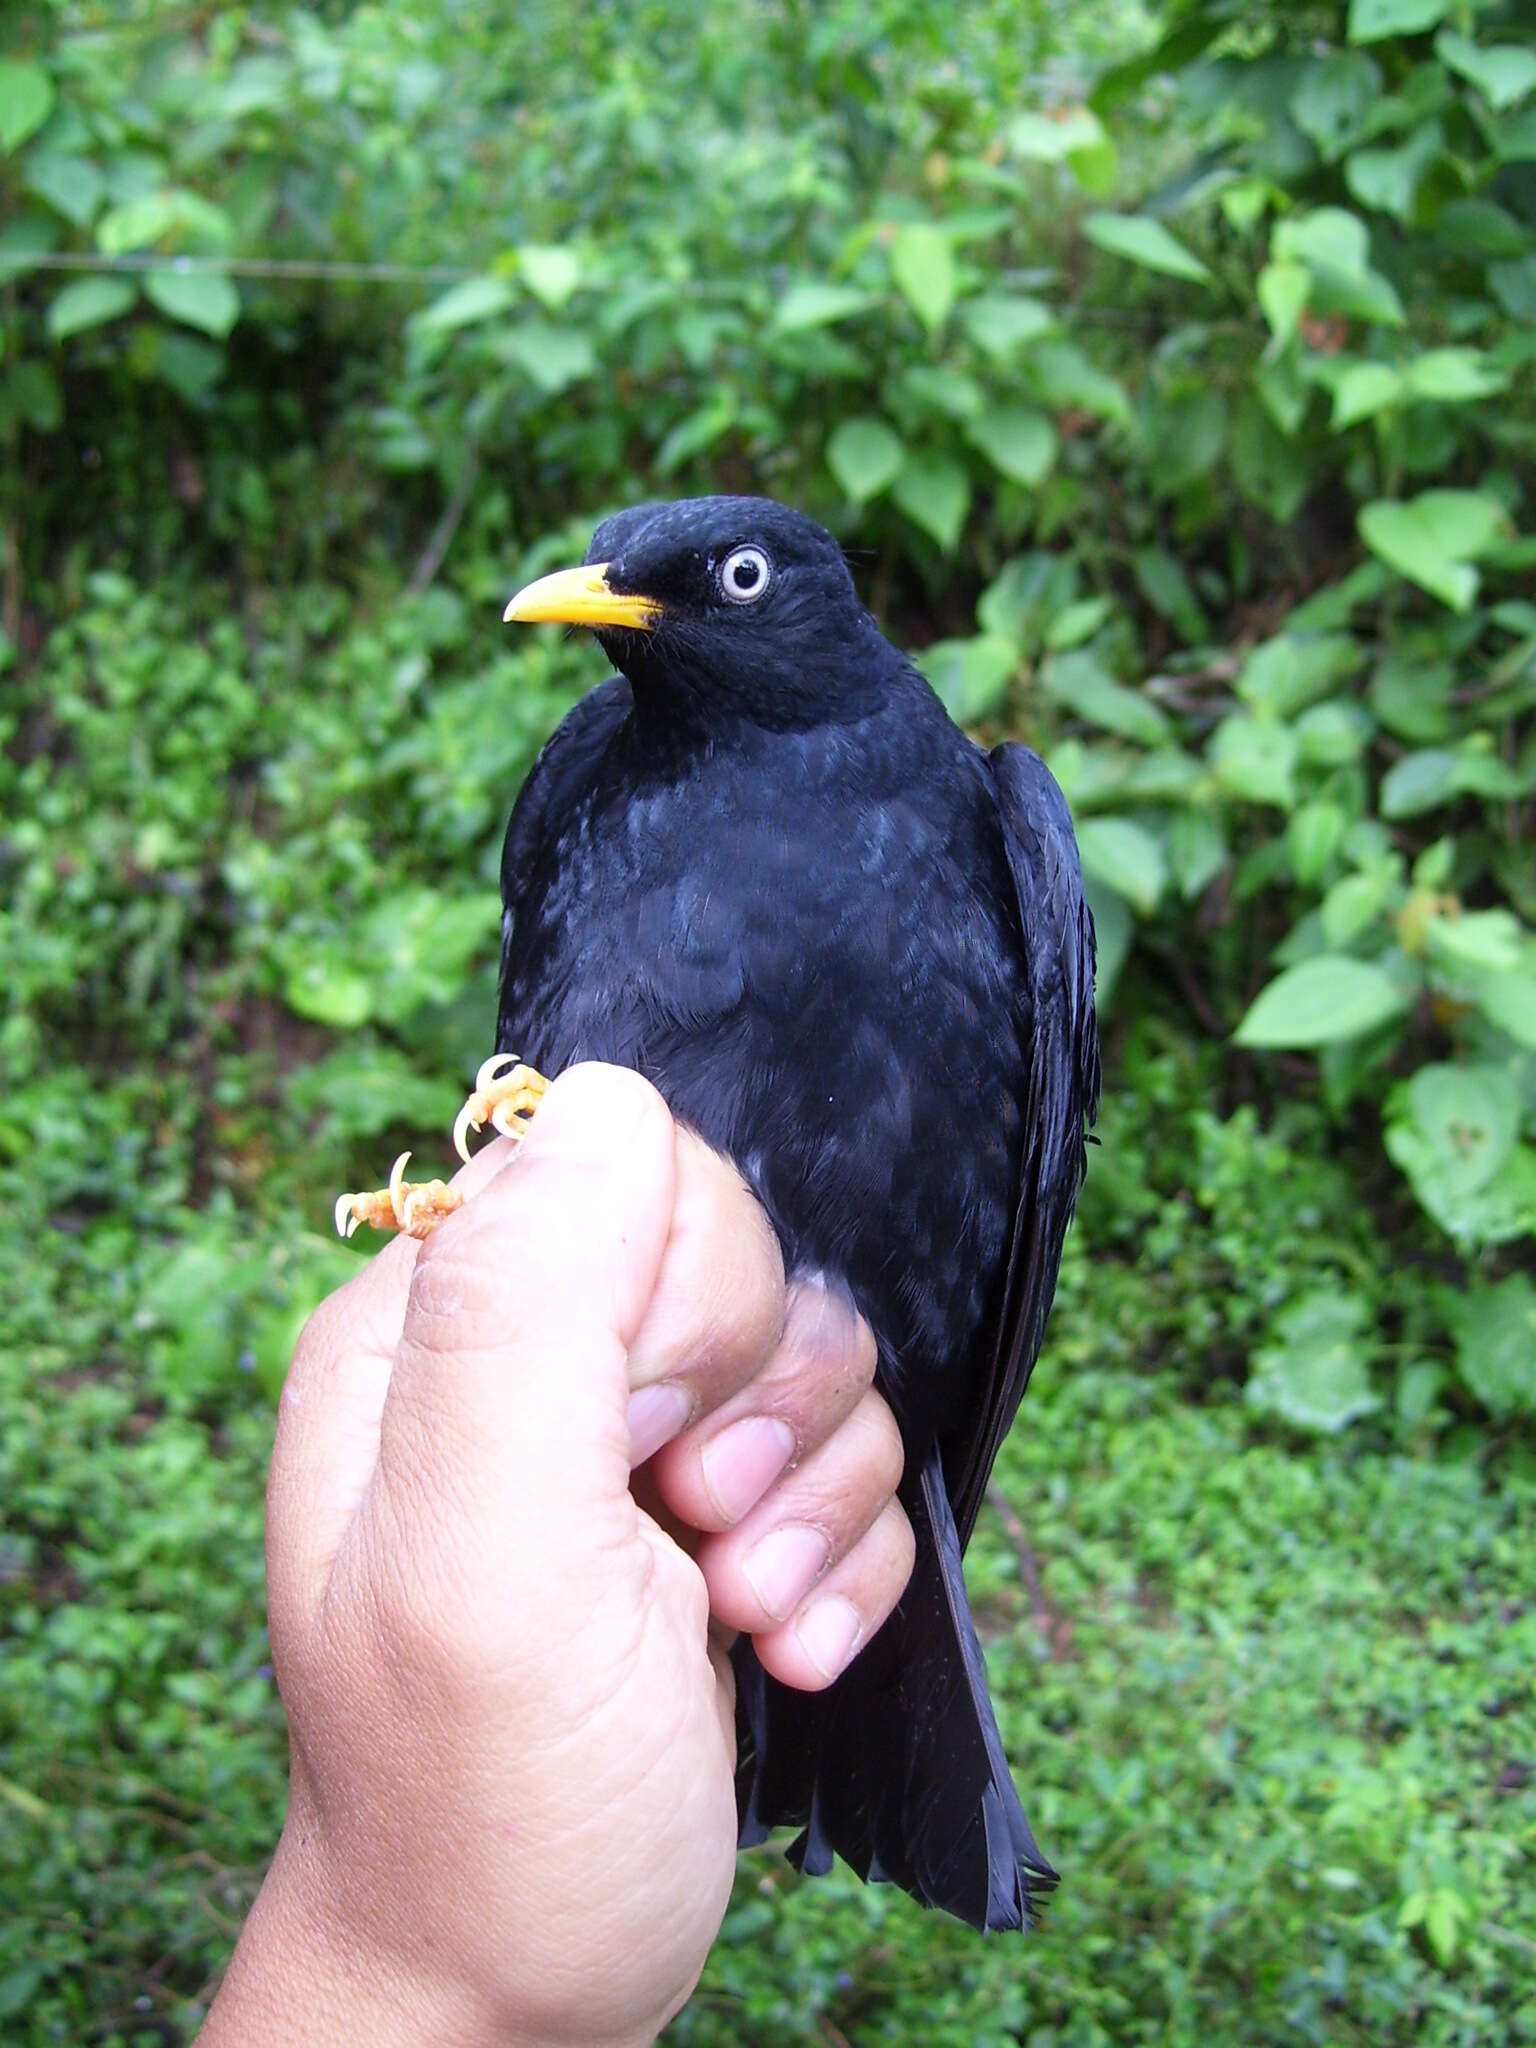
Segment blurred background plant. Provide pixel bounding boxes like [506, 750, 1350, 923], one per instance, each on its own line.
[2, 1, 1532, 2041]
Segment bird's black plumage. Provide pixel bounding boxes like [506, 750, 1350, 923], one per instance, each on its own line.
[495, 496, 1099, 1929]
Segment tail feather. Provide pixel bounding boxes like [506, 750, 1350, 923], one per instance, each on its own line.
[733, 1449, 1053, 1932]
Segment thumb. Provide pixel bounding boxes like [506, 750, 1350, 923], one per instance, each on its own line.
[377, 1062, 677, 1540]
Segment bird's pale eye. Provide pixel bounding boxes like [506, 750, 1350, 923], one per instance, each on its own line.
[718, 544, 772, 605]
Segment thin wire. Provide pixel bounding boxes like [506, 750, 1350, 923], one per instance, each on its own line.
[11, 251, 478, 284]
[9, 250, 1187, 327]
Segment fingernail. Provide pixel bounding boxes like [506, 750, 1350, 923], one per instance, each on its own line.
[700, 1416, 796, 1524]
[795, 1595, 863, 1681]
[626, 1383, 693, 1466]
[741, 1523, 830, 1622]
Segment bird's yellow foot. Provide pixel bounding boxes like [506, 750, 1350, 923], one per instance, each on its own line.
[452, 1053, 549, 1164]
[335, 1150, 464, 1242]
[332, 1057, 548, 1242]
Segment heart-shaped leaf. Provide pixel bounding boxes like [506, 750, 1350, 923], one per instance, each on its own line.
[826, 417, 905, 502]
[1359, 491, 1508, 611]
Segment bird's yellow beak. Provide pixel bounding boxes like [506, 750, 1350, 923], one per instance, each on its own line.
[502, 561, 660, 631]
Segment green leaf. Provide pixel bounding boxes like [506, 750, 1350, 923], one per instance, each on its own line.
[1423, 909, 1524, 973]
[10, 358, 60, 432]
[97, 190, 233, 256]
[895, 365, 984, 419]
[1255, 350, 1310, 438]
[45, 276, 136, 340]
[1471, 953, 1536, 1049]
[1168, 812, 1229, 899]
[1235, 957, 1411, 1047]
[1010, 107, 1108, 164]
[1075, 817, 1166, 915]
[283, 957, 374, 1028]
[1435, 31, 1536, 110]
[917, 634, 1018, 723]
[1083, 212, 1211, 283]
[493, 321, 597, 394]
[1403, 347, 1508, 402]
[1274, 207, 1369, 277]
[890, 223, 957, 332]
[1380, 749, 1460, 816]
[1291, 53, 1379, 160]
[518, 243, 580, 310]
[1371, 653, 1454, 742]
[966, 406, 1056, 486]
[412, 275, 515, 333]
[1029, 342, 1130, 425]
[1358, 492, 1507, 611]
[1295, 701, 1369, 767]
[1132, 547, 1210, 644]
[1400, 1063, 1518, 1198]
[1347, 0, 1449, 42]
[0, 60, 54, 154]
[1445, 1274, 1536, 1418]
[892, 452, 969, 550]
[143, 268, 240, 338]
[1231, 396, 1311, 521]
[1391, 1134, 1536, 1245]
[1257, 261, 1310, 348]
[1490, 104, 1536, 163]
[959, 294, 1056, 360]
[654, 390, 737, 474]
[1044, 650, 1172, 746]
[1045, 596, 1113, 650]
[1322, 871, 1396, 947]
[1208, 712, 1299, 808]
[1330, 361, 1401, 428]
[977, 552, 1077, 647]
[25, 154, 103, 227]
[1246, 1291, 1380, 1433]
[1287, 800, 1348, 886]
[1345, 122, 1444, 224]
[1377, 742, 1536, 814]
[771, 282, 874, 334]
[826, 417, 905, 502]
[1273, 207, 1406, 322]
[1238, 633, 1363, 716]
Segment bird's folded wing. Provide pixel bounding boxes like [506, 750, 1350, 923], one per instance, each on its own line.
[949, 743, 1101, 1547]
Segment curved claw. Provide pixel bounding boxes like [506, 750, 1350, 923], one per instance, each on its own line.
[452, 1096, 480, 1166]
[387, 1151, 411, 1228]
[455, 1052, 534, 1163]
[334, 1192, 361, 1240]
[475, 1051, 520, 1092]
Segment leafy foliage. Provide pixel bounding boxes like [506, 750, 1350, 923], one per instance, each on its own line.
[1, 0, 1533, 2040]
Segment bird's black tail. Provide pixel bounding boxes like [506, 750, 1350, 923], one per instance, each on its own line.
[733, 1447, 1054, 1931]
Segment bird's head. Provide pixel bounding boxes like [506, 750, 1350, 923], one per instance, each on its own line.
[503, 495, 886, 730]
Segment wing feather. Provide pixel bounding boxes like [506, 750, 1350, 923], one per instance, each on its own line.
[950, 742, 1100, 1545]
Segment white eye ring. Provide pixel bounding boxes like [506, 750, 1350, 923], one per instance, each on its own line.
[719, 544, 772, 605]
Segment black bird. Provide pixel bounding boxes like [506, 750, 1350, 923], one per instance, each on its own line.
[495, 497, 1098, 1928]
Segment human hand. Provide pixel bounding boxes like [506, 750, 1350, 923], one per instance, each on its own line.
[202, 1063, 913, 2047]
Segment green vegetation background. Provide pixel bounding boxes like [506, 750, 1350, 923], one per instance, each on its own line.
[2, 1, 1533, 2040]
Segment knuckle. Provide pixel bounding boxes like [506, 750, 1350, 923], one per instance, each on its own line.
[785, 1282, 877, 1400]
[848, 1313, 879, 1391]
[884, 1501, 917, 1596]
[854, 1390, 906, 1496]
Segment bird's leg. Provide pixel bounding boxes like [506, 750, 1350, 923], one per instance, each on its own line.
[333, 1056, 550, 1243]
[334, 1150, 464, 1242]
[451, 1053, 549, 1165]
